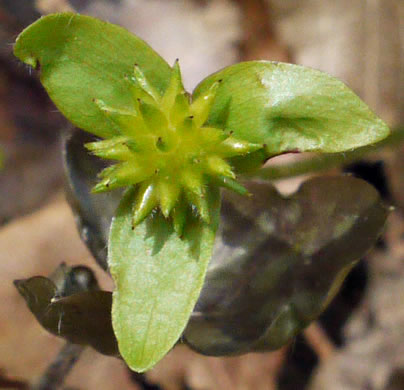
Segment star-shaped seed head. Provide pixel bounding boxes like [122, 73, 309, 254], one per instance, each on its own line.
[86, 60, 262, 235]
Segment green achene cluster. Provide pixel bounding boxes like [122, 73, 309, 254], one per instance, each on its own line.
[86, 60, 262, 234]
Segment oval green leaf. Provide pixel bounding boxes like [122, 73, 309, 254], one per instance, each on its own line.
[109, 186, 220, 372]
[193, 61, 390, 159]
[14, 13, 172, 138]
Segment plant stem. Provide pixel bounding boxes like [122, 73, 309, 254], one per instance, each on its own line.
[247, 127, 404, 181]
[32, 343, 83, 390]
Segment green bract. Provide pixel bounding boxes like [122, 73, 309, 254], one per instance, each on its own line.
[14, 12, 390, 372]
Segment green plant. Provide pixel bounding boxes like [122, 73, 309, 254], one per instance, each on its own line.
[14, 13, 390, 372]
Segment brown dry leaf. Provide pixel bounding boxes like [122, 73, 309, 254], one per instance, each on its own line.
[0, 195, 136, 389]
[35, 0, 75, 14]
[188, 350, 286, 390]
[80, 0, 241, 90]
[268, 0, 403, 126]
[0, 11, 67, 224]
[146, 347, 195, 390]
[233, 0, 289, 62]
[148, 346, 287, 390]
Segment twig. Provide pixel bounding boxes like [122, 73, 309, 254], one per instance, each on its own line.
[303, 322, 335, 362]
[32, 343, 83, 390]
[246, 127, 404, 181]
[0, 369, 28, 389]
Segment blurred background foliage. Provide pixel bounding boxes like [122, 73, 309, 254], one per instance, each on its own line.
[0, 1, 403, 389]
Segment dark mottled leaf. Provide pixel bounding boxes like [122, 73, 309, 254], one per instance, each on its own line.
[183, 176, 388, 355]
[63, 135, 388, 356]
[63, 129, 122, 271]
[49, 262, 100, 296]
[15, 275, 118, 356]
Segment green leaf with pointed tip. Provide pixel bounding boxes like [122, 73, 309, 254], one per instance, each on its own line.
[14, 13, 171, 138]
[193, 61, 390, 168]
[109, 186, 220, 372]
